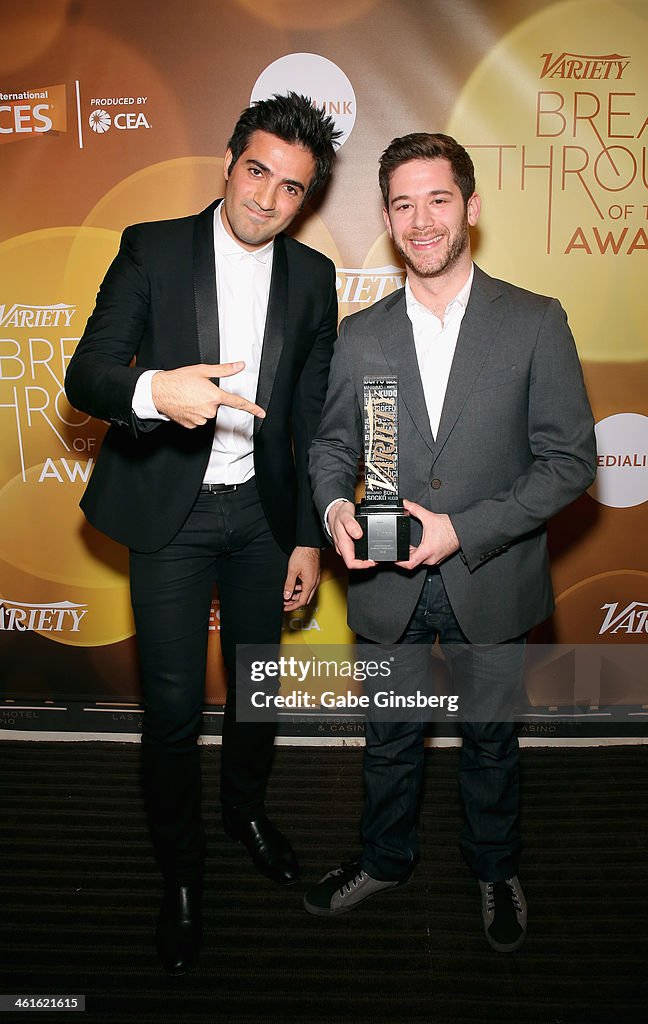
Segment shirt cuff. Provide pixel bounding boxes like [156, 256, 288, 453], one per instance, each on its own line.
[132, 369, 170, 421]
[323, 497, 353, 539]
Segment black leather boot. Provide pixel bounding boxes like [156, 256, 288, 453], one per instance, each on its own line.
[223, 810, 299, 885]
[155, 881, 203, 975]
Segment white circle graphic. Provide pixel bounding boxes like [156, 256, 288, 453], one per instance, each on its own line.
[89, 109, 111, 133]
[589, 413, 648, 508]
[251, 53, 356, 148]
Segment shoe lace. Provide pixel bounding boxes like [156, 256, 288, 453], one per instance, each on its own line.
[335, 861, 365, 896]
[505, 878, 523, 912]
[484, 881, 495, 911]
[486, 879, 522, 913]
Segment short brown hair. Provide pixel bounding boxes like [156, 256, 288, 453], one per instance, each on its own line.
[379, 133, 476, 207]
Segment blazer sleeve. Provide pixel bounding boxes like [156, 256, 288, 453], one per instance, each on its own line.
[64, 225, 155, 437]
[291, 260, 339, 547]
[451, 298, 597, 571]
[308, 315, 364, 526]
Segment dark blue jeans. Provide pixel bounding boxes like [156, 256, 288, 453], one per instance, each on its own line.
[361, 569, 525, 883]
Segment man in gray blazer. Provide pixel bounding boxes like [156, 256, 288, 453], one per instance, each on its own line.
[306, 133, 596, 951]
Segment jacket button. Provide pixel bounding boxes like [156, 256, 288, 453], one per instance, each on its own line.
[431, 478, 442, 489]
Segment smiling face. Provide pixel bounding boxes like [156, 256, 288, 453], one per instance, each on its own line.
[383, 157, 480, 283]
[222, 129, 316, 251]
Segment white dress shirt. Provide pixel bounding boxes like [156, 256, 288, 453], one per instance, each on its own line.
[132, 204, 273, 484]
[405, 264, 473, 440]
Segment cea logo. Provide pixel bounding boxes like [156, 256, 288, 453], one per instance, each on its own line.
[89, 108, 150, 133]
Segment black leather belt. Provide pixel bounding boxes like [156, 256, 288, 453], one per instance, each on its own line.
[201, 482, 240, 493]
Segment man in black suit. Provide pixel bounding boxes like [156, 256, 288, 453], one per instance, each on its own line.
[65, 93, 340, 974]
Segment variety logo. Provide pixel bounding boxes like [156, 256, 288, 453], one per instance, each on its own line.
[336, 266, 404, 306]
[539, 52, 630, 80]
[0, 600, 88, 632]
[251, 54, 356, 147]
[0, 303, 76, 328]
[599, 602, 648, 635]
[0, 85, 67, 141]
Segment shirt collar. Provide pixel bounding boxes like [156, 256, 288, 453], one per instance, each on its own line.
[405, 264, 474, 320]
[214, 203, 274, 265]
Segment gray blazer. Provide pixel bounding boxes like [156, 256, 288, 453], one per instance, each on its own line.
[309, 265, 597, 643]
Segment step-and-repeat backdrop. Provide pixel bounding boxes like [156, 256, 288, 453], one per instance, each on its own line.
[1, 0, 646, 738]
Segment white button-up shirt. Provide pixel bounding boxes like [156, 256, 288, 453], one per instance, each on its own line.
[405, 264, 473, 440]
[132, 204, 273, 484]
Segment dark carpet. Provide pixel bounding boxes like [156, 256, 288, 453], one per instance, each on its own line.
[1, 741, 647, 1024]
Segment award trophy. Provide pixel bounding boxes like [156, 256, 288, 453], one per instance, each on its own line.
[355, 376, 410, 561]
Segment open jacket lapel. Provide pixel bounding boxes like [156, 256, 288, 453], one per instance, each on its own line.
[432, 266, 504, 462]
[254, 234, 288, 431]
[377, 289, 435, 455]
[193, 201, 220, 365]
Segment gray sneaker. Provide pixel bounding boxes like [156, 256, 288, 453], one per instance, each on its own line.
[479, 875, 527, 952]
[303, 861, 406, 917]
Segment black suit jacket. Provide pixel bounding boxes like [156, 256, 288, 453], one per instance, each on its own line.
[65, 200, 337, 554]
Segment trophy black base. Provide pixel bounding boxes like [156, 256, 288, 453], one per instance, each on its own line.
[355, 501, 410, 561]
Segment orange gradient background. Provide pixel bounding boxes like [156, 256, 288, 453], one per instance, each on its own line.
[1, 0, 645, 719]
